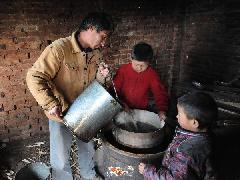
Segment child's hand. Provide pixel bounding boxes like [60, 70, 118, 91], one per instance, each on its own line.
[158, 111, 166, 121]
[138, 162, 146, 174]
[123, 103, 131, 112]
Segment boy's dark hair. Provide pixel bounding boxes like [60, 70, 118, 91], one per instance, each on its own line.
[131, 42, 153, 62]
[178, 91, 218, 130]
[78, 12, 114, 33]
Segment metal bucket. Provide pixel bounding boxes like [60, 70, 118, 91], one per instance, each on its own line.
[63, 80, 122, 142]
[15, 162, 51, 180]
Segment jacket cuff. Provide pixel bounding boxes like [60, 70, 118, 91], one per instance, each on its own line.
[42, 99, 59, 111]
[96, 71, 111, 86]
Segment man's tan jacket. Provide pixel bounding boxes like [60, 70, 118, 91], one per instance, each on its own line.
[26, 31, 105, 121]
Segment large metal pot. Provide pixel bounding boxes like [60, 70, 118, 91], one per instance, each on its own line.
[112, 110, 165, 149]
[15, 162, 50, 180]
[63, 80, 122, 142]
[95, 133, 165, 180]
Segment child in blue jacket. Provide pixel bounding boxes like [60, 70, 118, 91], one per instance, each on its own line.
[139, 91, 217, 180]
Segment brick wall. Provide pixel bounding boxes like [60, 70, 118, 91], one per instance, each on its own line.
[179, 0, 240, 85]
[0, 0, 183, 141]
[0, 0, 102, 141]
[1, 0, 239, 141]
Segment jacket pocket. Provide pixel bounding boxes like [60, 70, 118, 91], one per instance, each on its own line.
[65, 62, 80, 71]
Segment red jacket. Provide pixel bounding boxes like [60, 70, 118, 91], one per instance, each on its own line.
[113, 63, 168, 112]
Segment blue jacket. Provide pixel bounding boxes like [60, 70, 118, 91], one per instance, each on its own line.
[143, 127, 216, 180]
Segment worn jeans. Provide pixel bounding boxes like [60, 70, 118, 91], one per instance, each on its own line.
[49, 120, 96, 180]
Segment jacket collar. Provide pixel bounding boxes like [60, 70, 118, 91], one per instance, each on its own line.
[71, 31, 83, 54]
[176, 126, 207, 137]
[71, 31, 98, 55]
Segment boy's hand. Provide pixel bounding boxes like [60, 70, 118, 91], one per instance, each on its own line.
[123, 103, 131, 113]
[158, 111, 166, 121]
[138, 162, 146, 174]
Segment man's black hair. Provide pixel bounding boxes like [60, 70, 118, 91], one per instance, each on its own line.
[178, 91, 218, 130]
[78, 12, 114, 33]
[131, 42, 153, 62]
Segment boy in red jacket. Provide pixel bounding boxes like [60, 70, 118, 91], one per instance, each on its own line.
[113, 42, 168, 120]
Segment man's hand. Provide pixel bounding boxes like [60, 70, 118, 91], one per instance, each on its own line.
[138, 162, 146, 174]
[98, 62, 110, 78]
[158, 111, 166, 121]
[49, 105, 63, 120]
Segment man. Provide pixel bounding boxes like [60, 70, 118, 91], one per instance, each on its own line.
[26, 12, 113, 180]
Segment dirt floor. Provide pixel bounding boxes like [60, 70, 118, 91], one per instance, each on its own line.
[0, 134, 82, 180]
[0, 134, 50, 179]
[1, 126, 240, 180]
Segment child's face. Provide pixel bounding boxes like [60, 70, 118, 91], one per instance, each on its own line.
[176, 105, 199, 132]
[131, 60, 149, 73]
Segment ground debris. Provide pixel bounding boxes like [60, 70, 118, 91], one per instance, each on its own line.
[0, 135, 81, 179]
